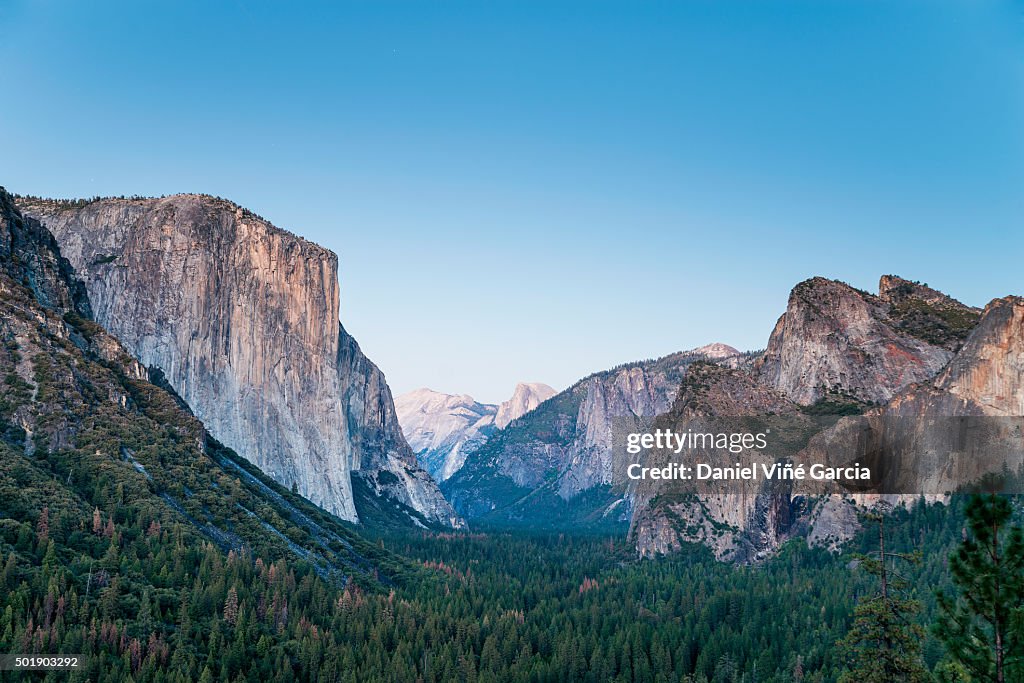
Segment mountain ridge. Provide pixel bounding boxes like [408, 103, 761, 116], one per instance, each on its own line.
[630, 275, 1016, 560]
[395, 382, 556, 482]
[442, 344, 746, 526]
[441, 274, 1020, 562]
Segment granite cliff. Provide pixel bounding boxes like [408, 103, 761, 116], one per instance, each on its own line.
[442, 344, 743, 526]
[18, 194, 460, 527]
[629, 276, 1011, 560]
[395, 382, 556, 482]
[627, 362, 812, 562]
[797, 295, 1024, 549]
[754, 276, 976, 405]
[0, 186, 382, 575]
[440, 273, 1007, 562]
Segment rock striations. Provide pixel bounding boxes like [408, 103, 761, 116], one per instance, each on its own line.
[753, 277, 969, 406]
[8, 188, 1014, 562]
[442, 345, 745, 525]
[627, 362, 809, 562]
[629, 276, 1012, 560]
[795, 294, 1024, 550]
[0, 186, 382, 575]
[18, 194, 460, 527]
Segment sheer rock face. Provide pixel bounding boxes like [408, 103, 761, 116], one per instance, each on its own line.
[560, 364, 689, 496]
[935, 296, 1024, 415]
[550, 347, 740, 499]
[442, 346, 744, 523]
[1, 189, 382, 575]
[494, 383, 557, 429]
[20, 195, 458, 526]
[337, 330, 465, 527]
[631, 278, 990, 560]
[628, 363, 810, 562]
[754, 277, 956, 406]
[797, 296, 1024, 547]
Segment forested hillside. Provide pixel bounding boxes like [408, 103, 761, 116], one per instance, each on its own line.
[3, 489, 978, 682]
[2, 189, 1020, 682]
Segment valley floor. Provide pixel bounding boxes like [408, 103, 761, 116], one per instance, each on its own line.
[0, 495, 973, 682]
[364, 498, 961, 683]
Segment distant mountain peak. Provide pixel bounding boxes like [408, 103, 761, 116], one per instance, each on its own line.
[396, 381, 557, 481]
[690, 343, 741, 359]
[495, 382, 557, 428]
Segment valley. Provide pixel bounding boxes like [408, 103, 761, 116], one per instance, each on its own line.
[0, 185, 1021, 682]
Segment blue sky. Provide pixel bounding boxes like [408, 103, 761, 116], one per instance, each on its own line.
[2, 0, 1022, 403]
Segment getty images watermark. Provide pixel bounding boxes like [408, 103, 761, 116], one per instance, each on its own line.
[613, 416, 1024, 495]
[624, 428, 870, 483]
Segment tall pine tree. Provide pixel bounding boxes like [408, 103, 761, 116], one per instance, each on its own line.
[935, 494, 1024, 683]
[838, 514, 929, 683]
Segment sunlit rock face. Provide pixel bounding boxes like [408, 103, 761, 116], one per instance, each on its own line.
[754, 276, 968, 406]
[396, 383, 556, 482]
[494, 383, 557, 429]
[629, 277, 1001, 561]
[442, 345, 745, 525]
[21, 195, 460, 527]
[796, 295, 1024, 548]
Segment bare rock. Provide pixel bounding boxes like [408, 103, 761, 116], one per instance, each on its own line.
[754, 276, 960, 405]
[20, 194, 459, 526]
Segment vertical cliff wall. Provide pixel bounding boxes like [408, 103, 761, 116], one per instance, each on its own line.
[754, 277, 961, 405]
[442, 344, 742, 524]
[337, 325, 463, 526]
[19, 195, 457, 526]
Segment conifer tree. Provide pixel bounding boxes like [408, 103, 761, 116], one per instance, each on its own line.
[36, 506, 49, 543]
[838, 514, 929, 683]
[935, 494, 1024, 683]
[224, 587, 239, 626]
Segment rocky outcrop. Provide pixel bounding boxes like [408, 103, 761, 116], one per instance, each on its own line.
[0, 187, 382, 576]
[754, 277, 963, 405]
[441, 274, 1002, 560]
[442, 345, 744, 525]
[19, 194, 459, 527]
[879, 275, 982, 351]
[708, 289, 1016, 554]
[1, 189, 90, 318]
[797, 295, 1024, 530]
[395, 388, 498, 482]
[337, 327, 464, 527]
[627, 363, 813, 561]
[627, 277, 998, 560]
[396, 382, 556, 483]
[494, 383, 557, 428]
[934, 296, 1024, 414]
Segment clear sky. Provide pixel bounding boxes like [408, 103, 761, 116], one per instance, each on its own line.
[2, 1, 1022, 404]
